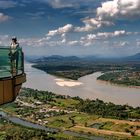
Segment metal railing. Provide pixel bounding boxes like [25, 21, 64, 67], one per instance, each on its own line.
[0, 47, 24, 79]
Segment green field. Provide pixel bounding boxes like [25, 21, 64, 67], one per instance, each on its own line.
[1, 88, 140, 140]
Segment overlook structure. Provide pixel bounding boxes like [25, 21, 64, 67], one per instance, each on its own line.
[0, 47, 26, 105]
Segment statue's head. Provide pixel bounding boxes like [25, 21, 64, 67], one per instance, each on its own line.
[12, 37, 17, 43]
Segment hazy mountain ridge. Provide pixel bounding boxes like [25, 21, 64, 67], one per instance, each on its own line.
[29, 53, 140, 63]
[125, 53, 140, 61]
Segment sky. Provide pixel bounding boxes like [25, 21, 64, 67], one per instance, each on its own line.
[0, 0, 140, 57]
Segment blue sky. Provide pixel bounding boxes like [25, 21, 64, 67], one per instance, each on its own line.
[0, 0, 140, 57]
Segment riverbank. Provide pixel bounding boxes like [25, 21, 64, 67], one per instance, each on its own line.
[97, 71, 140, 88]
[98, 79, 140, 89]
[32, 65, 95, 80]
[24, 63, 140, 107]
[31, 55, 140, 82]
[1, 88, 140, 140]
[0, 113, 56, 140]
[36, 65, 140, 89]
[0, 109, 106, 140]
[0, 112, 98, 140]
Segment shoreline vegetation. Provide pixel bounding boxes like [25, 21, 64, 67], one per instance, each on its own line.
[32, 64, 95, 80]
[33, 64, 140, 88]
[31, 56, 129, 80]
[97, 71, 140, 87]
[31, 55, 140, 87]
[98, 79, 140, 89]
[1, 88, 140, 140]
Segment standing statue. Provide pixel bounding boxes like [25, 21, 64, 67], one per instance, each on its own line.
[9, 37, 20, 76]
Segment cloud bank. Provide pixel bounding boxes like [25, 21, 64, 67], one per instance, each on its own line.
[97, 0, 140, 20]
[46, 0, 140, 37]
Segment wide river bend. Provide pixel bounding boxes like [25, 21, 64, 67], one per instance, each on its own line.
[24, 63, 140, 107]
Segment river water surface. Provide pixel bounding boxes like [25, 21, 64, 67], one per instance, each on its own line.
[23, 63, 140, 107]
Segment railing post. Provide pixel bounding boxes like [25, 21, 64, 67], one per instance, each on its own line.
[22, 51, 24, 74]
[9, 48, 14, 78]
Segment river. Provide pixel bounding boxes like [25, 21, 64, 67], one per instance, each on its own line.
[23, 63, 140, 107]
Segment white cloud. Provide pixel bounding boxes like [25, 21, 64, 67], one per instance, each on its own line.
[79, 30, 137, 46]
[42, 0, 75, 9]
[119, 41, 129, 47]
[80, 30, 135, 41]
[68, 40, 79, 45]
[0, 13, 10, 22]
[97, 30, 130, 38]
[45, 0, 140, 36]
[19, 37, 51, 47]
[61, 36, 66, 43]
[137, 41, 140, 46]
[97, 0, 118, 20]
[114, 30, 125, 36]
[23, 30, 138, 47]
[118, 0, 140, 17]
[46, 18, 114, 36]
[97, 0, 140, 21]
[113, 41, 130, 47]
[74, 18, 114, 32]
[40, 0, 107, 9]
[0, 30, 137, 48]
[80, 34, 96, 46]
[47, 24, 73, 36]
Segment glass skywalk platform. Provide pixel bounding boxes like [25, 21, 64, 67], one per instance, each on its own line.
[0, 47, 26, 105]
[0, 47, 23, 79]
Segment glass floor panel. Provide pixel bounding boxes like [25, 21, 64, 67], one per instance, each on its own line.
[0, 70, 23, 79]
[0, 47, 24, 79]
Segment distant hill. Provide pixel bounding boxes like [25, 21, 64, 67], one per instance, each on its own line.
[81, 56, 99, 61]
[125, 53, 140, 61]
[32, 55, 113, 63]
[46, 55, 80, 61]
[82, 53, 140, 62]
[31, 55, 80, 63]
[28, 53, 140, 63]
